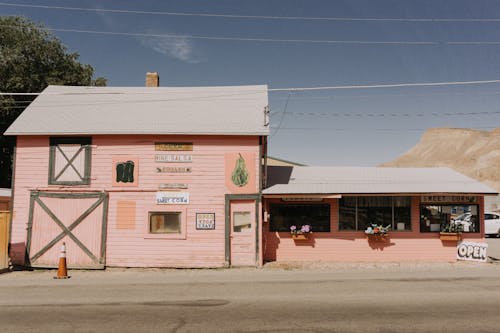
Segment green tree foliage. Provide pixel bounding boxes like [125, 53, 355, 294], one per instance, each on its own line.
[0, 16, 105, 188]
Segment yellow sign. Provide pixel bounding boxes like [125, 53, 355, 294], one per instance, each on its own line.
[155, 142, 193, 151]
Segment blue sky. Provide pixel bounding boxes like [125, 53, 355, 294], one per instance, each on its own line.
[2, 0, 500, 166]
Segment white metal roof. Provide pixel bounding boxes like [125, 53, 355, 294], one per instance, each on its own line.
[4, 85, 269, 136]
[263, 166, 498, 195]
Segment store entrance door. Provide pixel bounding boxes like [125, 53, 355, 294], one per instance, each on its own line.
[229, 200, 256, 266]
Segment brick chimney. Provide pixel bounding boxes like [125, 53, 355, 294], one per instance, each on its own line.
[145, 72, 159, 87]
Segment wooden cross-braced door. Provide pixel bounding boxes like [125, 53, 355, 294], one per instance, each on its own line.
[27, 191, 108, 269]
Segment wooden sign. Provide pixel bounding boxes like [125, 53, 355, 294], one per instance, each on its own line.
[159, 183, 188, 190]
[155, 142, 193, 151]
[421, 196, 476, 203]
[156, 192, 189, 205]
[155, 154, 192, 163]
[156, 166, 192, 173]
[196, 213, 215, 230]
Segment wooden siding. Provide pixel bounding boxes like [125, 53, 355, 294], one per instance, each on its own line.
[0, 211, 9, 270]
[10, 135, 260, 268]
[263, 197, 486, 262]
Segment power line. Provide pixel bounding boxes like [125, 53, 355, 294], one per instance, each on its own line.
[268, 80, 500, 92]
[270, 110, 500, 117]
[269, 126, 497, 132]
[2, 2, 500, 23]
[0, 25, 438, 45]
[3, 79, 500, 96]
[5, 24, 500, 46]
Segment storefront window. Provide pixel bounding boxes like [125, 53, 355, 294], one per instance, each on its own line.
[420, 205, 479, 233]
[269, 204, 330, 232]
[149, 212, 181, 234]
[339, 196, 411, 231]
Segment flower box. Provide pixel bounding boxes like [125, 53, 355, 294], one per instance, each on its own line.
[290, 224, 312, 240]
[365, 233, 389, 241]
[291, 233, 309, 240]
[439, 232, 462, 241]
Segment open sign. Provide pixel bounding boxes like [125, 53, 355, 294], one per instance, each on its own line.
[457, 241, 488, 262]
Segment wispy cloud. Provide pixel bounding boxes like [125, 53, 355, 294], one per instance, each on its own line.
[140, 36, 201, 63]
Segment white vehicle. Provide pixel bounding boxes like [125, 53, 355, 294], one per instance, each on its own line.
[484, 212, 500, 237]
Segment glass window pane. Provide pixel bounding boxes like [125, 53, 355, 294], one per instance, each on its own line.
[420, 205, 479, 233]
[269, 204, 330, 232]
[233, 211, 252, 232]
[339, 197, 356, 230]
[150, 212, 181, 234]
[394, 197, 411, 231]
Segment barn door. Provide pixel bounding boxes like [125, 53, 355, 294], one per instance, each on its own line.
[27, 191, 108, 269]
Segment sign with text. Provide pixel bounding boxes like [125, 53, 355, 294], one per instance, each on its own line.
[156, 166, 192, 173]
[457, 241, 488, 262]
[155, 154, 192, 163]
[155, 142, 193, 151]
[159, 183, 188, 190]
[421, 196, 477, 203]
[196, 213, 216, 230]
[156, 192, 189, 205]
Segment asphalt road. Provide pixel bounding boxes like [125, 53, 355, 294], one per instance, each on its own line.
[0, 263, 499, 333]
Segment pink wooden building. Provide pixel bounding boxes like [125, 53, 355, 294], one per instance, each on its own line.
[5, 81, 269, 268]
[262, 166, 497, 262]
[4, 77, 497, 268]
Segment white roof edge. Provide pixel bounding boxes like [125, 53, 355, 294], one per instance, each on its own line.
[5, 131, 270, 136]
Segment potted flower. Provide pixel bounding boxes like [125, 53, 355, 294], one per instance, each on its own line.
[439, 222, 463, 241]
[364, 224, 390, 241]
[290, 224, 312, 240]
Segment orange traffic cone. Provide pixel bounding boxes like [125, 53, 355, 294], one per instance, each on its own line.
[54, 242, 70, 279]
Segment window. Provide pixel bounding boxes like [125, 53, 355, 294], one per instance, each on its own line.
[269, 204, 330, 232]
[149, 212, 181, 234]
[339, 196, 411, 231]
[49, 137, 91, 185]
[233, 211, 252, 232]
[420, 205, 479, 233]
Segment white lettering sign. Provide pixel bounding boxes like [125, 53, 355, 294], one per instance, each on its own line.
[156, 192, 189, 205]
[457, 241, 488, 262]
[155, 154, 192, 163]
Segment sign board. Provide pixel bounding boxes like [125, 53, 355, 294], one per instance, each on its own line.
[155, 154, 192, 163]
[159, 183, 188, 190]
[155, 142, 193, 151]
[282, 197, 324, 202]
[156, 192, 189, 205]
[457, 241, 488, 262]
[156, 166, 192, 173]
[421, 196, 477, 203]
[196, 213, 215, 230]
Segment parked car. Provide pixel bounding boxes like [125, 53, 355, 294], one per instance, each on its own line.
[485, 212, 500, 237]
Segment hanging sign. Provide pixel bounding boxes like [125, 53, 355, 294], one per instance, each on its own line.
[156, 166, 192, 173]
[159, 183, 188, 190]
[155, 142, 193, 151]
[196, 213, 216, 230]
[155, 154, 192, 163]
[421, 196, 477, 203]
[457, 241, 488, 262]
[156, 192, 189, 204]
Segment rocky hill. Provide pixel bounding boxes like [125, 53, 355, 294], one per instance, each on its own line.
[380, 128, 500, 210]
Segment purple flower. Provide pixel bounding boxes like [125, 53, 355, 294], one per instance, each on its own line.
[301, 225, 311, 233]
[290, 225, 297, 231]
